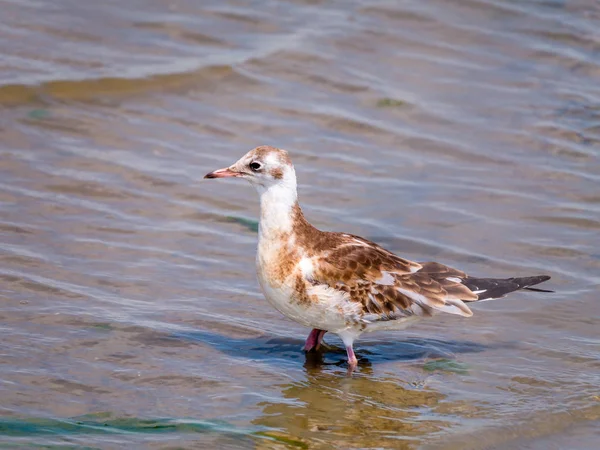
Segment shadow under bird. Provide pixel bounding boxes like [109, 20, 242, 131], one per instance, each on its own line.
[205, 146, 552, 370]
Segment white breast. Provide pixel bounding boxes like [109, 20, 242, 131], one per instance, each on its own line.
[256, 248, 362, 333]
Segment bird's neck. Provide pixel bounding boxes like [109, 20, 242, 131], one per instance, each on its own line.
[258, 180, 299, 240]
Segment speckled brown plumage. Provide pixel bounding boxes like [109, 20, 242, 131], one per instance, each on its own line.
[252, 145, 292, 166]
[285, 203, 483, 321]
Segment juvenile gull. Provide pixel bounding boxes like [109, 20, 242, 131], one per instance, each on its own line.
[205, 145, 551, 369]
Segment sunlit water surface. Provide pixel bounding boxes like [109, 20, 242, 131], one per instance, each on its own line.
[1, 0, 599, 448]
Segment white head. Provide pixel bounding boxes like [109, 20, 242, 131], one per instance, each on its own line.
[204, 145, 296, 196]
[205, 146, 299, 234]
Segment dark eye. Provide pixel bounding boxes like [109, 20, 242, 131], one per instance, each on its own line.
[249, 161, 261, 171]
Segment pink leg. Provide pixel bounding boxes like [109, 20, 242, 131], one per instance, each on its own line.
[346, 345, 358, 369]
[303, 328, 327, 352]
[315, 330, 326, 350]
[339, 332, 358, 370]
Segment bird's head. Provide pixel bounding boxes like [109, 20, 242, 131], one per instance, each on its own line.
[204, 145, 296, 194]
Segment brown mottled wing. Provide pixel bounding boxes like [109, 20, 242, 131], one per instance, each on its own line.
[309, 238, 476, 320]
[416, 261, 478, 302]
[314, 234, 422, 280]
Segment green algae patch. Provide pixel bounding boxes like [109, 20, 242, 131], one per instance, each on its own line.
[255, 431, 309, 448]
[27, 109, 51, 120]
[0, 415, 261, 437]
[88, 322, 114, 331]
[226, 216, 259, 233]
[376, 98, 407, 108]
[423, 359, 469, 375]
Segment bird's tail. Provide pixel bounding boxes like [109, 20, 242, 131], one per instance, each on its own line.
[462, 275, 552, 301]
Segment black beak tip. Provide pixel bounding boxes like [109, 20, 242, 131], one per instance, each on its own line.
[204, 172, 216, 179]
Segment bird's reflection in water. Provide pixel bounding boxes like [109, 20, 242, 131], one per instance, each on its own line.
[174, 328, 495, 448]
[253, 349, 449, 449]
[250, 338, 492, 449]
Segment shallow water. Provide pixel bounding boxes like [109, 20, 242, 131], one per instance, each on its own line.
[1, 0, 599, 448]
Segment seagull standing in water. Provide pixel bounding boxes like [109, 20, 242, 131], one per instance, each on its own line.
[205, 146, 551, 370]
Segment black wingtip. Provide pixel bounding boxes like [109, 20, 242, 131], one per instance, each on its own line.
[520, 275, 552, 292]
[464, 274, 553, 300]
[523, 286, 554, 293]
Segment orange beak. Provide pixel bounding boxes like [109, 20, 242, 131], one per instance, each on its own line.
[204, 167, 241, 179]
